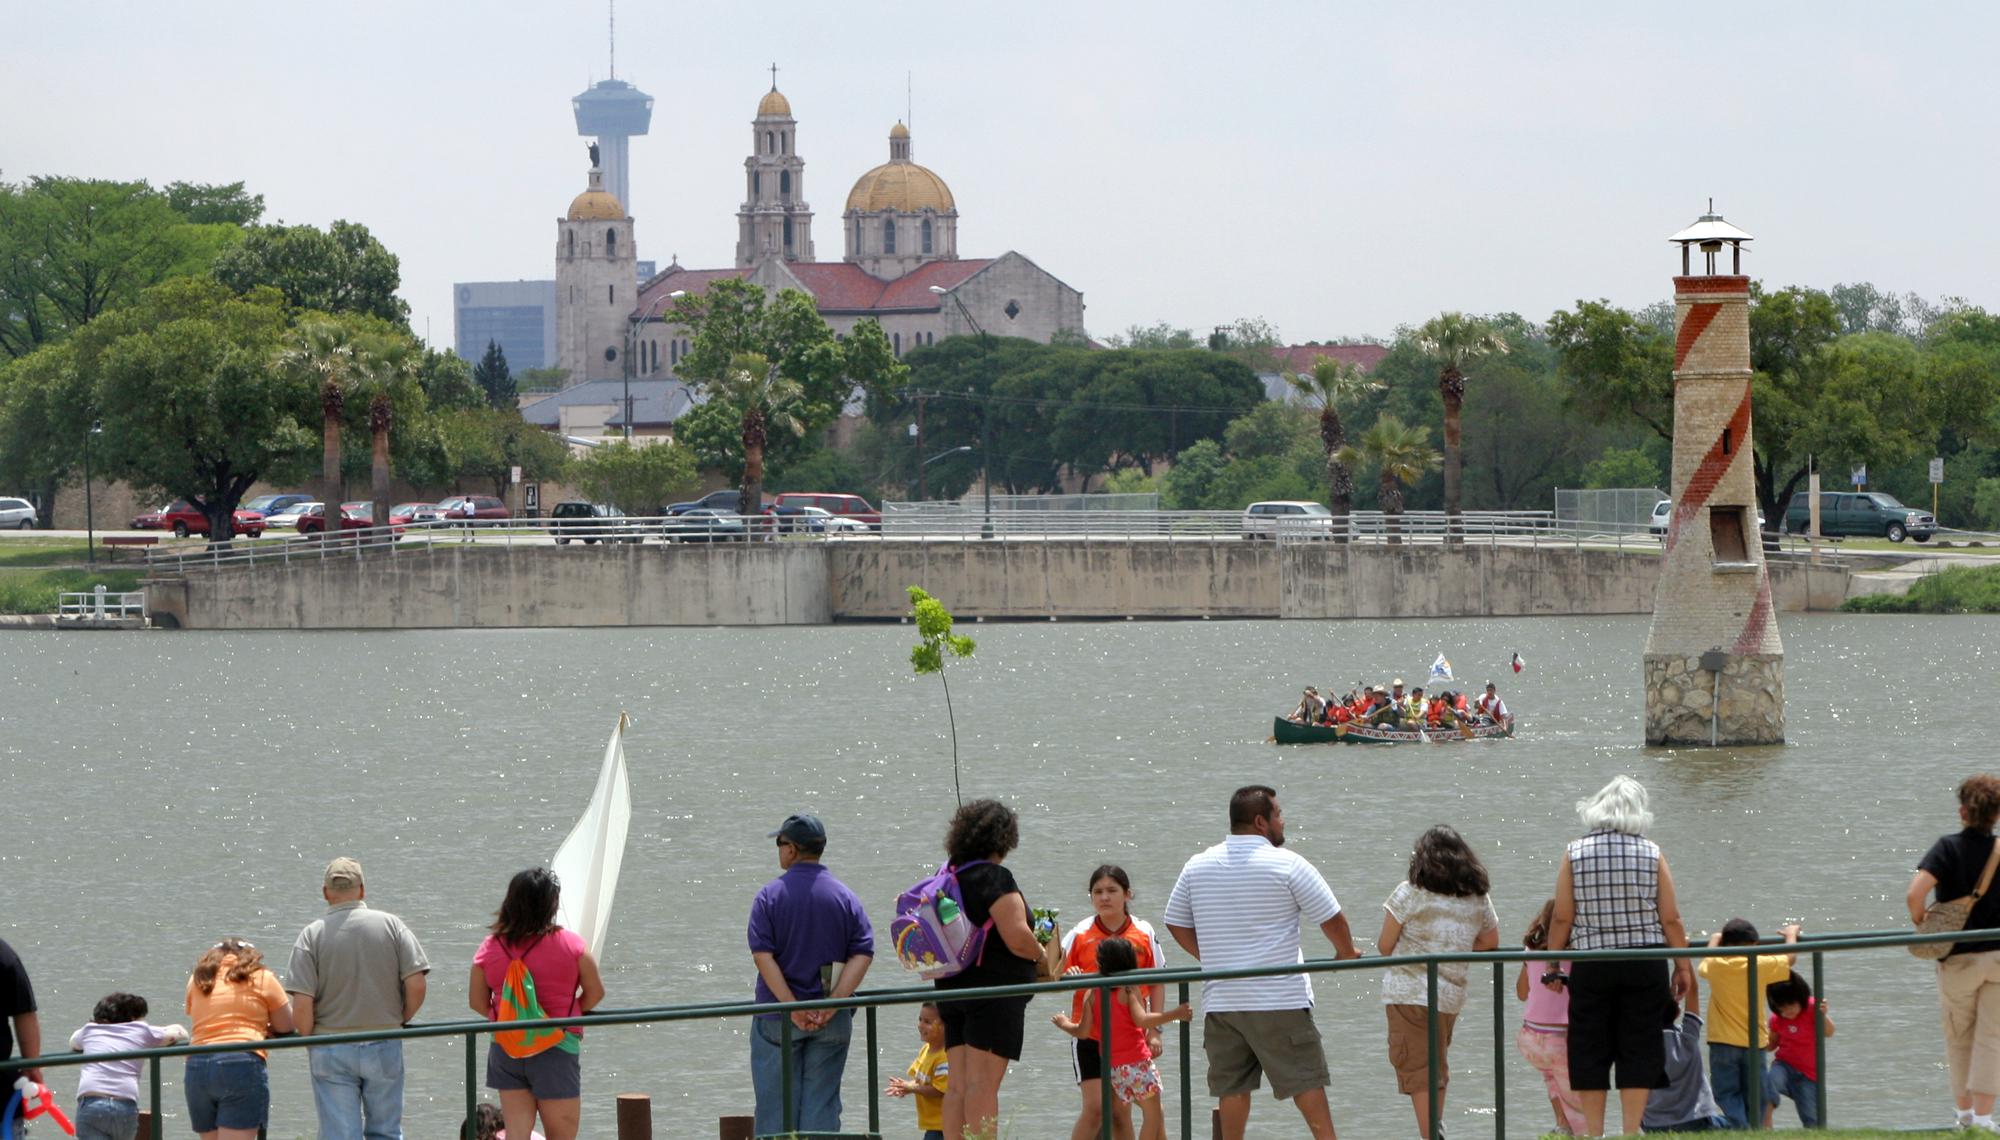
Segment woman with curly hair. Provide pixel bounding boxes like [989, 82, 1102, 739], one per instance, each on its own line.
[934, 798, 1044, 1139]
[183, 938, 293, 1140]
[1909, 773, 2000, 1131]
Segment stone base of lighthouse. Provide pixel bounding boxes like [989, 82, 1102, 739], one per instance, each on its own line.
[1644, 653, 1784, 746]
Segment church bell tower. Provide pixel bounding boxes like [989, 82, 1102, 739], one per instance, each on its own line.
[555, 153, 637, 386]
[736, 69, 815, 267]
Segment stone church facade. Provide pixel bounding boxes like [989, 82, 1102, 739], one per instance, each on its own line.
[552, 81, 1085, 391]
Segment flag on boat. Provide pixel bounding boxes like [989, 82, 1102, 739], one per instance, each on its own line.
[551, 712, 632, 958]
[1429, 654, 1453, 682]
[1511, 652, 1525, 674]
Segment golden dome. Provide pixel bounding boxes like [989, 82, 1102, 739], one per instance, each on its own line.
[567, 188, 625, 221]
[846, 161, 954, 213]
[889, 121, 910, 139]
[758, 88, 792, 117]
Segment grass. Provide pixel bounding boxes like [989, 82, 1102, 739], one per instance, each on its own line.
[0, 536, 93, 567]
[0, 567, 143, 613]
[1842, 563, 2000, 613]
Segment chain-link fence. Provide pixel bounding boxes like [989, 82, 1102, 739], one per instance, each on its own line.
[1555, 487, 1667, 535]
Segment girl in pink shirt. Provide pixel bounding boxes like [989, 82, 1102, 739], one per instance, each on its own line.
[1515, 899, 1586, 1136]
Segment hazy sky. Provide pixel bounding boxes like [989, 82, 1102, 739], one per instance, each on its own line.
[7, 1, 1996, 351]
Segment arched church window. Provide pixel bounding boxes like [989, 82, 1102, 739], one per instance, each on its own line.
[670, 339, 678, 366]
[606, 229, 616, 256]
[883, 217, 896, 255]
[780, 170, 791, 198]
[765, 131, 774, 153]
[784, 217, 794, 248]
[567, 231, 575, 256]
[894, 332, 902, 356]
[608, 285, 615, 303]
[922, 218, 933, 254]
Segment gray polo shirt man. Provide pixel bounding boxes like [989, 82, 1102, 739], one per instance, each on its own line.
[286, 857, 430, 1140]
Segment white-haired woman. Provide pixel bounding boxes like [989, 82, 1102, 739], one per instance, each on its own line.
[1544, 775, 1693, 1136]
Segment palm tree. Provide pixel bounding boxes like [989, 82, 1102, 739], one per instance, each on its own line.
[1347, 415, 1441, 545]
[353, 337, 417, 536]
[276, 322, 355, 537]
[1413, 313, 1508, 543]
[1285, 356, 1383, 541]
[710, 352, 805, 515]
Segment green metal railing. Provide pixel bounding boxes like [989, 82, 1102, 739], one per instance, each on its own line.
[1, 925, 1972, 1139]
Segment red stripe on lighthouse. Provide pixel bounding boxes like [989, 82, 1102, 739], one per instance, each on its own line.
[1674, 303, 1721, 370]
[1664, 382, 1753, 553]
[1733, 568, 1776, 655]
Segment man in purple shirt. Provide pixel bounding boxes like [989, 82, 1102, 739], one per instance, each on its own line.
[748, 813, 874, 1136]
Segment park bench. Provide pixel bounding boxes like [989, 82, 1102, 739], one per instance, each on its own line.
[100, 535, 159, 561]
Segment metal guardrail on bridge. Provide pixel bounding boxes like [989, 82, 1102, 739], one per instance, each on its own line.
[57, 587, 145, 619]
[1, 924, 1966, 1140]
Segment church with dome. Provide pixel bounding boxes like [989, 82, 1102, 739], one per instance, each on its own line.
[547, 79, 1086, 405]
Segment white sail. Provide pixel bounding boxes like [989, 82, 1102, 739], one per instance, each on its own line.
[551, 713, 632, 958]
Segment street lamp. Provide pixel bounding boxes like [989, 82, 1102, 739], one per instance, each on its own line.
[83, 420, 102, 565]
[929, 285, 995, 538]
[911, 444, 973, 502]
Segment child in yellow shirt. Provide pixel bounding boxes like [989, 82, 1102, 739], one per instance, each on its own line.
[886, 1002, 949, 1140]
[1696, 918, 1799, 1129]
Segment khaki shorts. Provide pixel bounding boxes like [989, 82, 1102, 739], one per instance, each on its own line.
[1201, 1009, 1329, 1101]
[1386, 1004, 1457, 1095]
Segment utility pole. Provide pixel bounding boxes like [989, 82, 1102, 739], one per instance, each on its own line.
[916, 392, 928, 501]
[979, 393, 993, 540]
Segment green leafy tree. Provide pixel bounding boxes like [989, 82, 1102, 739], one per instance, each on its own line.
[164, 181, 264, 226]
[1160, 439, 1226, 509]
[1583, 446, 1664, 490]
[1344, 414, 1440, 545]
[668, 280, 907, 511]
[569, 441, 700, 513]
[907, 585, 976, 804]
[0, 343, 91, 525]
[766, 446, 874, 498]
[1413, 312, 1508, 540]
[1108, 321, 1199, 350]
[0, 176, 227, 360]
[515, 366, 569, 392]
[1223, 401, 1316, 460]
[417, 346, 482, 412]
[1208, 316, 1285, 374]
[213, 220, 411, 327]
[1287, 356, 1383, 533]
[1547, 299, 1676, 442]
[439, 408, 570, 497]
[84, 278, 315, 543]
[474, 340, 516, 409]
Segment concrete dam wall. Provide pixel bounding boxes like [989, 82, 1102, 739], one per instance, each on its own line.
[146, 541, 1850, 630]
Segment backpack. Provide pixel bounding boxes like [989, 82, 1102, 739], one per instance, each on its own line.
[890, 860, 992, 980]
[492, 939, 579, 1059]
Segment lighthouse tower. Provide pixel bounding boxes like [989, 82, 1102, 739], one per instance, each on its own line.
[1643, 206, 1785, 746]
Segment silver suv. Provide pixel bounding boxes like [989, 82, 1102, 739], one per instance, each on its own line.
[1242, 500, 1336, 540]
[0, 497, 34, 529]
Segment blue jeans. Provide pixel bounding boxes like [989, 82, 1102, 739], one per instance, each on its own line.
[74, 1097, 138, 1140]
[751, 1008, 853, 1136]
[1767, 1058, 1820, 1127]
[308, 1039, 408, 1140]
[183, 1052, 269, 1133]
[1707, 1042, 1774, 1129]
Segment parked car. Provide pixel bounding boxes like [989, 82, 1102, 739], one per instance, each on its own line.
[1649, 499, 1673, 535]
[1782, 491, 1935, 542]
[264, 501, 320, 529]
[764, 504, 869, 534]
[437, 495, 511, 525]
[130, 507, 167, 529]
[0, 497, 35, 529]
[241, 493, 313, 518]
[159, 500, 266, 539]
[1241, 500, 1336, 540]
[550, 501, 644, 544]
[666, 488, 763, 516]
[388, 502, 445, 529]
[296, 502, 372, 535]
[658, 508, 748, 543]
[771, 492, 881, 530]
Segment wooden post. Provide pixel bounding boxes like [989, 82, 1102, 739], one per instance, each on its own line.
[137, 1110, 153, 1137]
[718, 1114, 754, 1140]
[1212, 1106, 1224, 1139]
[616, 1094, 652, 1140]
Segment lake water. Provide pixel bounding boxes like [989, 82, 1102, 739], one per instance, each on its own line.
[1, 613, 1992, 1138]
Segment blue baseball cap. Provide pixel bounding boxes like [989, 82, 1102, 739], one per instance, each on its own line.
[769, 814, 827, 844]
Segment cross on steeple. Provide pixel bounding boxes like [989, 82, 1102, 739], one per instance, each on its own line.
[769, 61, 779, 90]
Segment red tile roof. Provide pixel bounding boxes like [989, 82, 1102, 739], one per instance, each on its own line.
[873, 260, 994, 311]
[1273, 343, 1390, 373]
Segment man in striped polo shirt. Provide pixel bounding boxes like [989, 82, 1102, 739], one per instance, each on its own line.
[1164, 785, 1358, 1140]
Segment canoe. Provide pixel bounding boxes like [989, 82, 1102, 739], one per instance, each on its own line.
[1271, 715, 1515, 745]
